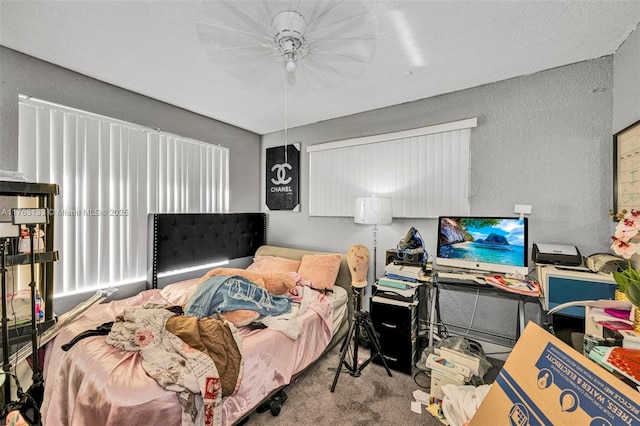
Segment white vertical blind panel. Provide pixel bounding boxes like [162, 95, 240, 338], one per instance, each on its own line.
[146, 133, 158, 212]
[75, 117, 87, 292]
[309, 127, 471, 218]
[109, 125, 121, 284]
[18, 96, 229, 295]
[132, 129, 148, 279]
[64, 113, 78, 292]
[97, 121, 112, 286]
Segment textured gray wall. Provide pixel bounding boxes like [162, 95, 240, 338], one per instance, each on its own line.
[0, 47, 261, 213]
[262, 57, 616, 347]
[263, 57, 615, 265]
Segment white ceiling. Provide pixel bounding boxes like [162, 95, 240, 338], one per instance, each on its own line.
[2, 0, 640, 135]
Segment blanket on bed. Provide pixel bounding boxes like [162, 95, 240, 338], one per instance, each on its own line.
[165, 315, 243, 396]
[184, 275, 291, 318]
[105, 303, 241, 426]
[40, 278, 336, 426]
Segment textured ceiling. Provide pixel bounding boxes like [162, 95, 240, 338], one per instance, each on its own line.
[1, 0, 640, 135]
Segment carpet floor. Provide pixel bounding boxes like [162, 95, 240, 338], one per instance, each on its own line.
[242, 342, 504, 426]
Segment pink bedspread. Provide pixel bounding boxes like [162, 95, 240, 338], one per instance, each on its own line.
[41, 279, 333, 426]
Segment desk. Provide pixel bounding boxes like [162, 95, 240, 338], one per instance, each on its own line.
[431, 274, 542, 348]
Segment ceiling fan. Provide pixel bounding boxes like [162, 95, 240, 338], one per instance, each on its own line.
[196, 0, 377, 94]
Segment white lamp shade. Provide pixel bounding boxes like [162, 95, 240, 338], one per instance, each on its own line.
[354, 196, 393, 225]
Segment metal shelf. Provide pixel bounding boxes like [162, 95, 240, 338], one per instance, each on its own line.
[6, 251, 59, 266]
[0, 180, 58, 323]
[0, 181, 59, 196]
[0, 318, 56, 346]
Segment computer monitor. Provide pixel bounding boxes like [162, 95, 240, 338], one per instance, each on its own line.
[436, 216, 529, 276]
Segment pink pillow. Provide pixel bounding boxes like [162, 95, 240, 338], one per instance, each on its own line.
[246, 255, 301, 273]
[160, 278, 201, 306]
[297, 253, 341, 290]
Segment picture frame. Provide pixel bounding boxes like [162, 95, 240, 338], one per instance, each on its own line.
[265, 143, 300, 211]
[613, 119, 640, 216]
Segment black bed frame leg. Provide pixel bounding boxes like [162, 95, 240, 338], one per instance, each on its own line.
[256, 389, 288, 417]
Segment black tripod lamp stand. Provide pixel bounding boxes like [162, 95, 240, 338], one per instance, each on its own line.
[330, 244, 391, 392]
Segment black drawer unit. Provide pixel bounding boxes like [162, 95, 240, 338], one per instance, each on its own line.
[369, 298, 418, 374]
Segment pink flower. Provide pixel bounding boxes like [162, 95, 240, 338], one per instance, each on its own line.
[135, 329, 155, 348]
[615, 223, 639, 241]
[611, 238, 640, 259]
[611, 210, 640, 260]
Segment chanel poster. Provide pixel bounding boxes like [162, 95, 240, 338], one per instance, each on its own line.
[266, 143, 300, 211]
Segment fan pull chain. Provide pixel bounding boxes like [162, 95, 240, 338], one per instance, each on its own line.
[283, 67, 289, 164]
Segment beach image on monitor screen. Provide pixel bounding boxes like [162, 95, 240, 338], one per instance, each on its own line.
[437, 217, 526, 267]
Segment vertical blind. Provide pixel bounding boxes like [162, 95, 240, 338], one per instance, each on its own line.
[18, 96, 229, 295]
[307, 118, 476, 218]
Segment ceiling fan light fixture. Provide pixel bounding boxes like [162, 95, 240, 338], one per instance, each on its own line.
[285, 56, 297, 73]
[197, 1, 376, 91]
[272, 10, 309, 71]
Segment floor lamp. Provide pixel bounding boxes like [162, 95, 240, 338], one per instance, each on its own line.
[354, 196, 393, 282]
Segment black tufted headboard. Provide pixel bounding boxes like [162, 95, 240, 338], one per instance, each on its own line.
[148, 213, 266, 288]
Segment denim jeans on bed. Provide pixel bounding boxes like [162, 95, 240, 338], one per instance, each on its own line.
[184, 275, 291, 319]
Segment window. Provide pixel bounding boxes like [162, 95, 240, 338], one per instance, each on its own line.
[307, 118, 476, 218]
[18, 96, 229, 295]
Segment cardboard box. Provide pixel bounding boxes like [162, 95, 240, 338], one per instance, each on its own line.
[470, 323, 640, 426]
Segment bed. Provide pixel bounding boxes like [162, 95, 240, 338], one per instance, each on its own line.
[40, 214, 353, 426]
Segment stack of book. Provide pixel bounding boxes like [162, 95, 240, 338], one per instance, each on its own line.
[373, 275, 420, 303]
[384, 263, 426, 281]
[371, 262, 425, 304]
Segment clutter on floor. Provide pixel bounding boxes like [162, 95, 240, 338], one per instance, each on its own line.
[414, 299, 640, 425]
[411, 335, 494, 425]
[470, 322, 640, 425]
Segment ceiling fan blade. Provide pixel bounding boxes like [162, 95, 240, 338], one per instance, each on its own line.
[311, 36, 376, 63]
[300, 0, 347, 29]
[195, 0, 376, 93]
[196, 19, 277, 72]
[235, 60, 282, 89]
[294, 57, 347, 92]
[306, 6, 375, 62]
[201, 0, 273, 36]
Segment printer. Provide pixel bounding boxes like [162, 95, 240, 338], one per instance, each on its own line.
[532, 243, 583, 266]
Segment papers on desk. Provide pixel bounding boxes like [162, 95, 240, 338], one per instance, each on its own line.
[587, 306, 633, 329]
[484, 275, 540, 297]
[618, 329, 640, 349]
[548, 299, 632, 316]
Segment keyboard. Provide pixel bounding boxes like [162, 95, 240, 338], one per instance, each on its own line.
[435, 271, 487, 285]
